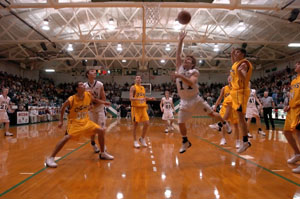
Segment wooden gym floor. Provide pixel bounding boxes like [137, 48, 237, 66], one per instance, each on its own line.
[0, 118, 299, 199]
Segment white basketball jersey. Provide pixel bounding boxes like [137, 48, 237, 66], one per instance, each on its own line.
[84, 81, 104, 112]
[162, 97, 173, 111]
[176, 65, 199, 100]
[0, 95, 10, 111]
[247, 89, 257, 108]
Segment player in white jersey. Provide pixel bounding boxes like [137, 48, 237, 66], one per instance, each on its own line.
[0, 88, 14, 136]
[246, 84, 265, 136]
[84, 69, 112, 158]
[173, 31, 231, 153]
[160, 91, 175, 133]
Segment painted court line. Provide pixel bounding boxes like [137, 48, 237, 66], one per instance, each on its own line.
[0, 141, 90, 197]
[197, 136, 300, 187]
[19, 173, 34, 175]
[239, 155, 255, 160]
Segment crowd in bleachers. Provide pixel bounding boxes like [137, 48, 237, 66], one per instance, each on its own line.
[0, 66, 297, 122]
[251, 67, 296, 107]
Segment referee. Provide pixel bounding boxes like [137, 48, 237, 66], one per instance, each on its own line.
[261, 91, 275, 130]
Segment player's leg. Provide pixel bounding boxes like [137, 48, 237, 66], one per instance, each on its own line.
[178, 122, 192, 153]
[45, 134, 71, 168]
[139, 108, 149, 147]
[255, 114, 265, 136]
[4, 122, 13, 136]
[96, 127, 114, 160]
[236, 110, 251, 153]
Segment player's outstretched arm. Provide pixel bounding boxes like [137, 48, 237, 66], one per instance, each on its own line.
[214, 87, 225, 112]
[145, 97, 156, 101]
[176, 31, 187, 70]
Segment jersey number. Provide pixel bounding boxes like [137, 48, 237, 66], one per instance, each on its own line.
[179, 81, 192, 90]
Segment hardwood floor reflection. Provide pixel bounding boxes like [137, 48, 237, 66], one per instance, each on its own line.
[0, 118, 299, 199]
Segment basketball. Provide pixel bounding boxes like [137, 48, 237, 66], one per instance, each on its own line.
[177, 11, 191, 25]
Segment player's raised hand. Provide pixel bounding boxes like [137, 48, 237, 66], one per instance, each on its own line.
[179, 30, 187, 41]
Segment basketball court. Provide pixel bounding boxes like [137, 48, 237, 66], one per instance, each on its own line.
[1, 0, 300, 198]
[0, 118, 300, 198]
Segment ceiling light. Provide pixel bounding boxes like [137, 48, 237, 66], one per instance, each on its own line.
[107, 18, 116, 30]
[108, 25, 115, 30]
[237, 20, 246, 31]
[213, 44, 219, 52]
[43, 20, 49, 25]
[108, 18, 114, 25]
[122, 59, 127, 63]
[45, 69, 55, 72]
[117, 44, 122, 51]
[165, 44, 171, 51]
[237, 26, 246, 31]
[199, 60, 203, 64]
[288, 43, 300, 47]
[42, 26, 50, 30]
[160, 59, 165, 63]
[42, 19, 49, 31]
[67, 44, 73, 51]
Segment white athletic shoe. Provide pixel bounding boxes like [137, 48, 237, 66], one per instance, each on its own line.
[288, 154, 300, 164]
[134, 141, 140, 148]
[220, 138, 226, 146]
[5, 132, 13, 136]
[165, 128, 169, 133]
[139, 137, 148, 147]
[92, 144, 100, 153]
[179, 141, 192, 153]
[237, 142, 251, 153]
[247, 133, 253, 138]
[258, 130, 266, 136]
[292, 166, 300, 173]
[235, 140, 241, 149]
[225, 122, 232, 134]
[209, 123, 221, 131]
[45, 157, 57, 168]
[99, 151, 114, 160]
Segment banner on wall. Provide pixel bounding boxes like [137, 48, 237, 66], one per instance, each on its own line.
[17, 111, 29, 124]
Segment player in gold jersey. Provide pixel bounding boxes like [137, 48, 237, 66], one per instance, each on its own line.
[130, 76, 155, 148]
[210, 76, 240, 148]
[45, 82, 113, 168]
[230, 48, 253, 153]
[283, 61, 300, 173]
